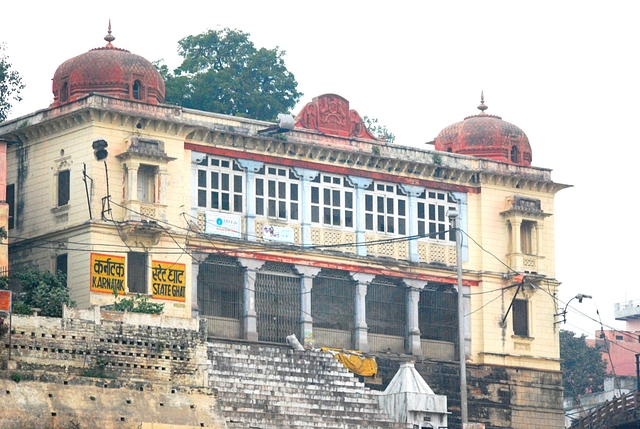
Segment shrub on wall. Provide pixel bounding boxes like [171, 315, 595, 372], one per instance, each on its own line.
[0, 269, 74, 317]
[107, 292, 164, 315]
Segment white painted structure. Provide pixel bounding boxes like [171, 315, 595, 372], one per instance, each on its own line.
[377, 361, 448, 428]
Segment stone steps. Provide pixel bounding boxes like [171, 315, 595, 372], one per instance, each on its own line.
[207, 341, 408, 429]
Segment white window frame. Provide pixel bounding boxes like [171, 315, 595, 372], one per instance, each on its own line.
[364, 182, 407, 235]
[417, 190, 457, 243]
[255, 165, 300, 222]
[196, 156, 244, 213]
[310, 173, 354, 229]
[137, 164, 157, 204]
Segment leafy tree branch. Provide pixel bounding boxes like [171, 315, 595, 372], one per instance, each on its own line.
[560, 329, 607, 400]
[0, 43, 24, 122]
[157, 28, 301, 121]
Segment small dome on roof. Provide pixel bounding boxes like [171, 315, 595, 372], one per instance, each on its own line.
[51, 23, 164, 107]
[434, 94, 532, 167]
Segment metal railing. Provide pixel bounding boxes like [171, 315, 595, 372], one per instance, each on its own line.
[571, 391, 640, 429]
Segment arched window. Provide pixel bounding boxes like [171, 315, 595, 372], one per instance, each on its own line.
[510, 145, 520, 163]
[133, 80, 143, 100]
[60, 82, 68, 103]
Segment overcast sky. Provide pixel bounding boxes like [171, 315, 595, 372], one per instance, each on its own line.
[2, 1, 638, 337]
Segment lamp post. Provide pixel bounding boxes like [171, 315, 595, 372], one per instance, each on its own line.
[448, 208, 468, 425]
[92, 139, 111, 220]
[556, 293, 593, 324]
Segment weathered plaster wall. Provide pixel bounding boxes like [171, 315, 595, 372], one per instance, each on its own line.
[0, 308, 226, 428]
[0, 378, 226, 429]
[1, 308, 208, 386]
[376, 357, 564, 429]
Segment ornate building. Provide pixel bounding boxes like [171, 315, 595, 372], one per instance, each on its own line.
[0, 30, 568, 428]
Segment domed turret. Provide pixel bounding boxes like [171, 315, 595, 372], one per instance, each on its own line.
[51, 22, 165, 107]
[434, 94, 532, 167]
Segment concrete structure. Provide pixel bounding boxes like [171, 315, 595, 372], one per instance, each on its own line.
[0, 29, 569, 428]
[377, 361, 448, 428]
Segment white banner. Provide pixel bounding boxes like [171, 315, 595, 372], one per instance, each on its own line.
[262, 225, 294, 243]
[205, 211, 241, 238]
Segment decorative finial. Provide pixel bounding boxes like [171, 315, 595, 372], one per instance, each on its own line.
[104, 20, 115, 45]
[478, 91, 488, 113]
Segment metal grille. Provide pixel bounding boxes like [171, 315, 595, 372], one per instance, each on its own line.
[198, 255, 244, 319]
[366, 277, 406, 336]
[419, 285, 458, 343]
[312, 270, 355, 331]
[255, 264, 300, 343]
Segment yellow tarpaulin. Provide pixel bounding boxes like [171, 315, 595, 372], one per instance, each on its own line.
[321, 347, 377, 377]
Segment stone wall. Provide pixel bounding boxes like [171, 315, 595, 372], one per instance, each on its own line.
[0, 308, 223, 428]
[376, 357, 564, 429]
[0, 377, 226, 429]
[1, 307, 208, 387]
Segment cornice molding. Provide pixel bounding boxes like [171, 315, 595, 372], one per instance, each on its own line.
[0, 94, 570, 193]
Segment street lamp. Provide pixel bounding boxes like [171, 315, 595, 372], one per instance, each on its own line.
[556, 293, 593, 324]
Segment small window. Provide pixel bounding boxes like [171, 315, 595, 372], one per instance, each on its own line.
[128, 252, 147, 293]
[60, 82, 69, 103]
[133, 80, 143, 100]
[56, 254, 68, 286]
[513, 299, 529, 337]
[137, 165, 156, 203]
[6, 184, 15, 230]
[57, 170, 70, 206]
[511, 145, 520, 163]
[520, 221, 536, 255]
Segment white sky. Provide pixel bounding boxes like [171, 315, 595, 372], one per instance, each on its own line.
[2, 1, 638, 337]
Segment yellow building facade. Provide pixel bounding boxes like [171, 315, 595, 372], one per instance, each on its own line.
[0, 34, 568, 428]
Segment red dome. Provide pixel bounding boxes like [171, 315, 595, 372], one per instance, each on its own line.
[52, 27, 164, 107]
[434, 97, 532, 167]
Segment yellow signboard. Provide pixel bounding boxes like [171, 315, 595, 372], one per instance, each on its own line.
[90, 253, 125, 295]
[151, 261, 186, 302]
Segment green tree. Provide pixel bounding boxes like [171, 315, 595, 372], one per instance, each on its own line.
[0, 43, 24, 122]
[0, 269, 74, 317]
[560, 329, 607, 400]
[363, 116, 395, 143]
[157, 28, 301, 121]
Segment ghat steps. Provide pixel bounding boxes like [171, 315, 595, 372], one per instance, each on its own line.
[207, 341, 409, 429]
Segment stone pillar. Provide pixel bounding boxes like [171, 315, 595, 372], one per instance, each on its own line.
[293, 168, 319, 246]
[401, 185, 426, 262]
[512, 218, 522, 255]
[404, 279, 425, 355]
[238, 258, 265, 342]
[158, 167, 168, 219]
[296, 265, 322, 346]
[347, 177, 373, 257]
[124, 161, 140, 201]
[535, 221, 544, 274]
[352, 272, 375, 352]
[237, 159, 264, 242]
